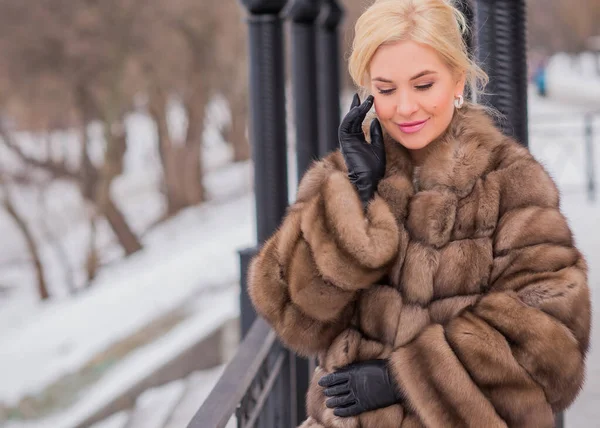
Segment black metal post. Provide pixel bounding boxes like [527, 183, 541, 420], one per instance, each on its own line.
[238, 2, 293, 427]
[475, 0, 529, 147]
[239, 247, 258, 339]
[585, 113, 596, 202]
[286, 1, 324, 422]
[242, 0, 290, 243]
[238, 0, 289, 339]
[456, 0, 476, 101]
[288, 0, 322, 181]
[475, 1, 564, 426]
[316, 0, 343, 157]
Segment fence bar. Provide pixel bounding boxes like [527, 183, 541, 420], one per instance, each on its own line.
[475, 0, 529, 147]
[585, 113, 596, 202]
[288, 0, 322, 181]
[456, 0, 476, 101]
[245, 353, 287, 428]
[316, 0, 343, 157]
[555, 413, 564, 428]
[286, 1, 322, 422]
[242, 0, 289, 244]
[238, 0, 289, 356]
[239, 247, 259, 339]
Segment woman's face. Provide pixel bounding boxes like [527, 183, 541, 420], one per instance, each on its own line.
[369, 40, 465, 153]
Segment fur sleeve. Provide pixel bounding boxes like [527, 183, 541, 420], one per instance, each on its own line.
[387, 150, 591, 427]
[248, 151, 400, 356]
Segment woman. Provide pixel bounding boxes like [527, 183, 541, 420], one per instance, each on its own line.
[248, 0, 591, 426]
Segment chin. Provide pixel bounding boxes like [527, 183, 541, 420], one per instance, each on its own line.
[394, 133, 433, 151]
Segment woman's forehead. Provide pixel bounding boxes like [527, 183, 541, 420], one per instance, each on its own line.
[370, 41, 449, 80]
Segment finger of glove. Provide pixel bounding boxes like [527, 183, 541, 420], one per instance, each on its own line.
[333, 403, 362, 418]
[350, 96, 374, 134]
[369, 119, 386, 164]
[318, 372, 350, 388]
[340, 95, 373, 135]
[350, 93, 361, 111]
[326, 394, 355, 409]
[324, 383, 350, 397]
[339, 94, 361, 135]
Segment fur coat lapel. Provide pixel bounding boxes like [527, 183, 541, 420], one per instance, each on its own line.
[377, 105, 505, 196]
[372, 106, 507, 249]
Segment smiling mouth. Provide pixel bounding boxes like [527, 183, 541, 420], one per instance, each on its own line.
[397, 118, 429, 134]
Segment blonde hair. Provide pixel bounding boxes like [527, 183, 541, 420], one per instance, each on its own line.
[348, 0, 488, 102]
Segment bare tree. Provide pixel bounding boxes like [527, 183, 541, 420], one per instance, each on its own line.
[0, 178, 49, 300]
[134, 0, 224, 215]
[528, 0, 600, 56]
[0, 0, 143, 254]
[216, 0, 251, 163]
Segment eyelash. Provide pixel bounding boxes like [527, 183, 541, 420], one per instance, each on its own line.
[377, 83, 434, 95]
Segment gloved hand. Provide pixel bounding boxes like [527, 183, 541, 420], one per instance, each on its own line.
[339, 94, 386, 209]
[318, 359, 403, 417]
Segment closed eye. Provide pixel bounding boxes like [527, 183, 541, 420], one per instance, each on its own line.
[415, 83, 434, 91]
[378, 88, 395, 95]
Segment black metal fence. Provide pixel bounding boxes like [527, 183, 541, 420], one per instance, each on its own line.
[186, 0, 564, 427]
[188, 318, 293, 428]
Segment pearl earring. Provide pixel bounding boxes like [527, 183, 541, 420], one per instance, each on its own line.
[454, 94, 464, 109]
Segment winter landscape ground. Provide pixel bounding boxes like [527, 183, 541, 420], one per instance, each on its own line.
[0, 80, 598, 427]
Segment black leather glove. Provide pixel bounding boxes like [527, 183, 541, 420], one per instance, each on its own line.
[339, 94, 386, 209]
[318, 359, 403, 417]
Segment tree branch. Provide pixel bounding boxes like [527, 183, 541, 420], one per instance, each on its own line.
[0, 125, 79, 180]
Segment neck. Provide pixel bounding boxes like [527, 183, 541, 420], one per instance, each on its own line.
[409, 146, 429, 166]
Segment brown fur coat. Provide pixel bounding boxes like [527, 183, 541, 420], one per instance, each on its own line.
[248, 105, 591, 428]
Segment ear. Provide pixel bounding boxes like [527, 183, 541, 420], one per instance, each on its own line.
[454, 71, 467, 97]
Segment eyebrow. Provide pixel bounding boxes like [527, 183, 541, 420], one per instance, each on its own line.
[371, 70, 438, 83]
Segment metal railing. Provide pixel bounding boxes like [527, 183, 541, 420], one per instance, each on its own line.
[188, 318, 294, 428]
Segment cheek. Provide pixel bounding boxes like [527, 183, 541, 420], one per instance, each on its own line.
[425, 89, 453, 116]
[374, 98, 396, 119]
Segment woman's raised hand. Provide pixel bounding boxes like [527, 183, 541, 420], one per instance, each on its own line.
[338, 94, 386, 209]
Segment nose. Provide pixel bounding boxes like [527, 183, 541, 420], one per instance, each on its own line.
[395, 90, 419, 118]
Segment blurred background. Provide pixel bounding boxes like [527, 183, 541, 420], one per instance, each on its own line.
[0, 0, 598, 427]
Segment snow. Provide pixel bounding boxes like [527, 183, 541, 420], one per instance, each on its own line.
[0, 184, 253, 407]
[546, 53, 600, 108]
[125, 379, 186, 428]
[163, 366, 232, 428]
[88, 411, 129, 428]
[3, 270, 241, 428]
[0, 97, 255, 427]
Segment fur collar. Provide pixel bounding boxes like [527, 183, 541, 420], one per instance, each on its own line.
[369, 104, 508, 199]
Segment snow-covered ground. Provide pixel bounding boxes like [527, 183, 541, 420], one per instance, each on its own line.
[0, 80, 598, 428]
[0, 98, 256, 426]
[545, 52, 600, 107]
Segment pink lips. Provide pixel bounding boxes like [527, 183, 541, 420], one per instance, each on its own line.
[398, 118, 429, 134]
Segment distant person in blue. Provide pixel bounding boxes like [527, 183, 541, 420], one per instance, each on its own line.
[534, 59, 547, 97]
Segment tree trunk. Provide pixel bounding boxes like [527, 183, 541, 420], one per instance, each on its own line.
[99, 185, 142, 255]
[86, 215, 99, 285]
[182, 142, 204, 204]
[149, 91, 187, 216]
[229, 106, 250, 162]
[37, 188, 77, 296]
[2, 190, 49, 300]
[181, 95, 206, 206]
[223, 82, 250, 163]
[95, 121, 143, 255]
